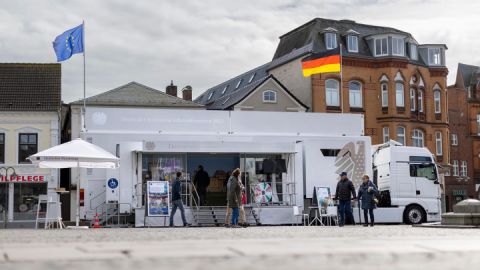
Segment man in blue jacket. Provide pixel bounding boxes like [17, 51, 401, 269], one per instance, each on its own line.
[169, 172, 190, 227]
[335, 172, 357, 227]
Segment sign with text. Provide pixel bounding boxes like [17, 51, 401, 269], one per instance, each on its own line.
[147, 181, 170, 216]
[314, 186, 333, 212]
[0, 175, 47, 183]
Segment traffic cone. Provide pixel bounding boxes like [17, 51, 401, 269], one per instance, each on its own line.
[93, 213, 101, 229]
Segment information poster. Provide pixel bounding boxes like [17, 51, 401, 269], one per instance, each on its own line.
[147, 181, 170, 216]
[315, 186, 333, 211]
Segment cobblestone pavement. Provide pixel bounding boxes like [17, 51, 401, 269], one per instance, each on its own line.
[1, 225, 480, 270]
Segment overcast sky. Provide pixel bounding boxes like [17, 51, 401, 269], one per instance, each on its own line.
[0, 0, 479, 102]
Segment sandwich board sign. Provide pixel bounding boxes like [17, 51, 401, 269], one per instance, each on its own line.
[147, 181, 170, 216]
[313, 186, 333, 213]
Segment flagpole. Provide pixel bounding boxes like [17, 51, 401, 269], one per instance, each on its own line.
[340, 43, 343, 114]
[82, 20, 86, 132]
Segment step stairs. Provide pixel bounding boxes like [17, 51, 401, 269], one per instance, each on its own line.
[193, 206, 261, 226]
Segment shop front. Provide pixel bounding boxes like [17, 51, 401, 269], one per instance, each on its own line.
[0, 172, 49, 228]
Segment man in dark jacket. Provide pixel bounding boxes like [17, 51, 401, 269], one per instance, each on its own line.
[335, 172, 356, 227]
[169, 172, 189, 227]
[194, 165, 210, 206]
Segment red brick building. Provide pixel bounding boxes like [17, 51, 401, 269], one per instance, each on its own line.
[446, 63, 480, 210]
[273, 18, 449, 167]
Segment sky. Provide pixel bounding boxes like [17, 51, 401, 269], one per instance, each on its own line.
[0, 0, 479, 102]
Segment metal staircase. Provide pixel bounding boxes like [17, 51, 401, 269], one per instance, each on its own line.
[192, 206, 260, 226]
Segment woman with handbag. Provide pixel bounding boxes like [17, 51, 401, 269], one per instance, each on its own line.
[357, 174, 378, 227]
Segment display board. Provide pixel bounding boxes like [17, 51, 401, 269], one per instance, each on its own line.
[314, 186, 333, 211]
[147, 181, 170, 216]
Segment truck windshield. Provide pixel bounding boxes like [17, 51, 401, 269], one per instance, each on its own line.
[409, 163, 437, 181]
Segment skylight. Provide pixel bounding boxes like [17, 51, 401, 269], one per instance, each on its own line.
[235, 79, 243, 89]
[208, 91, 214, 100]
[222, 85, 229, 95]
[248, 73, 256, 83]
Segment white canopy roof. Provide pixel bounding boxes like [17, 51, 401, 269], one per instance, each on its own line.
[28, 138, 120, 169]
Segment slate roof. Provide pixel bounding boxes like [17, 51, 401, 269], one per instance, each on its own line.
[273, 18, 411, 59]
[457, 63, 480, 89]
[272, 18, 446, 68]
[71, 81, 204, 108]
[194, 43, 313, 108]
[0, 63, 61, 111]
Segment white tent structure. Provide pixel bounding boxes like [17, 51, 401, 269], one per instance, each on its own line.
[29, 138, 120, 228]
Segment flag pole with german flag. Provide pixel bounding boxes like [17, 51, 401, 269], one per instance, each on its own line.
[302, 44, 344, 113]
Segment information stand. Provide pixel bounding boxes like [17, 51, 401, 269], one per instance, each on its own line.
[144, 181, 170, 227]
[309, 187, 334, 226]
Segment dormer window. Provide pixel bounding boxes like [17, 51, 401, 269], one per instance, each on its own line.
[347, 35, 358, 52]
[235, 79, 243, 89]
[410, 44, 418, 60]
[325, 32, 337, 50]
[374, 37, 388, 56]
[221, 85, 229, 95]
[392, 37, 404, 56]
[428, 48, 441, 65]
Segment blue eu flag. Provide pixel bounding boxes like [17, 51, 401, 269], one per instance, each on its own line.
[52, 24, 84, 62]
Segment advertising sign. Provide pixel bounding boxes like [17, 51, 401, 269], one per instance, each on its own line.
[315, 186, 333, 211]
[147, 181, 170, 216]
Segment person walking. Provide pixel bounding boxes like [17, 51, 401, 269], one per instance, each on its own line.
[194, 165, 210, 206]
[228, 168, 242, 228]
[357, 174, 378, 227]
[169, 172, 190, 227]
[335, 172, 356, 227]
[224, 173, 233, 227]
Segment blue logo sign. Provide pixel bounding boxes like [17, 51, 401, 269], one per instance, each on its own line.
[107, 178, 119, 189]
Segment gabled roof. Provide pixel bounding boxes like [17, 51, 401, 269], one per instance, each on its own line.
[205, 75, 308, 110]
[0, 63, 61, 111]
[457, 63, 480, 89]
[195, 43, 313, 107]
[71, 81, 203, 108]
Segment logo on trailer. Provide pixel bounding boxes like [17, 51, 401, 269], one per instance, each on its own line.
[334, 141, 366, 188]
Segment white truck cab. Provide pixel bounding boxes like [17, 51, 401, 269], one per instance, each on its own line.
[372, 141, 442, 224]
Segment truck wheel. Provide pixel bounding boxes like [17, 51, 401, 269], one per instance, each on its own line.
[404, 205, 425, 224]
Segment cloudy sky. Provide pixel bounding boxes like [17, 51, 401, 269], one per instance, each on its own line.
[1, 0, 479, 102]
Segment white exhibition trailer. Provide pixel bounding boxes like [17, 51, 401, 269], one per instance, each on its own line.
[76, 107, 441, 226]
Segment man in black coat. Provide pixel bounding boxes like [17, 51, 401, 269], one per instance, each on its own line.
[335, 172, 357, 227]
[194, 165, 210, 206]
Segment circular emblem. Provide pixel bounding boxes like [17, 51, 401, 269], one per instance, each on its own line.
[107, 178, 119, 189]
[92, 112, 107, 126]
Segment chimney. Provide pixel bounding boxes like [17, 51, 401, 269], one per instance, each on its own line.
[166, 80, 177, 97]
[182, 85, 192, 101]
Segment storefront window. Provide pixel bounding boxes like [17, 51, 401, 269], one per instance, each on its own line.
[13, 183, 47, 220]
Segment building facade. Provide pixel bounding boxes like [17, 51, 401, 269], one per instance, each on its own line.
[0, 63, 61, 228]
[271, 18, 449, 165]
[446, 63, 480, 210]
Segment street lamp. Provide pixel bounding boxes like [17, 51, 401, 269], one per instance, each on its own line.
[0, 166, 17, 228]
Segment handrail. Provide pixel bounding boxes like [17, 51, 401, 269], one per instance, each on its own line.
[89, 190, 106, 210]
[94, 202, 132, 227]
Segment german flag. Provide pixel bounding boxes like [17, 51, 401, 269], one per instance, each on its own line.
[301, 48, 341, 77]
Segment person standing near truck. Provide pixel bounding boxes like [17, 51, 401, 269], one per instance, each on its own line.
[357, 174, 378, 227]
[335, 172, 356, 227]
